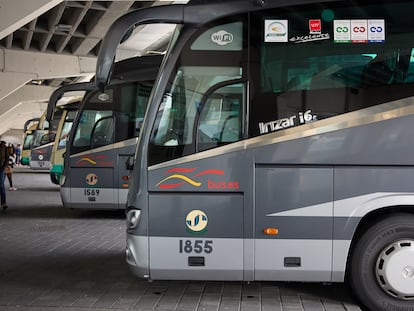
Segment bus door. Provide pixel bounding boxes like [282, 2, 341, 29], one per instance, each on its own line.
[51, 108, 78, 185]
[249, 8, 338, 281]
[114, 83, 153, 209]
[147, 75, 247, 279]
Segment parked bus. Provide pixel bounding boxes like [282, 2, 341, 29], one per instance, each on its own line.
[52, 55, 162, 209]
[21, 118, 40, 166]
[29, 111, 54, 170]
[95, 1, 414, 310]
[49, 98, 82, 184]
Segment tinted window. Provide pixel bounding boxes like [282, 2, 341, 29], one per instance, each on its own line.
[149, 19, 247, 165]
[250, 1, 414, 136]
[71, 89, 113, 153]
[115, 83, 153, 142]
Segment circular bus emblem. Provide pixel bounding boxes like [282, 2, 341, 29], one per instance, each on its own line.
[186, 210, 208, 233]
[85, 173, 98, 186]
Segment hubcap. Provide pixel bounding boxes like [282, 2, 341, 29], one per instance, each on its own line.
[376, 239, 414, 300]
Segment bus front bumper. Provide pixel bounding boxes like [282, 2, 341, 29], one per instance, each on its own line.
[126, 234, 149, 279]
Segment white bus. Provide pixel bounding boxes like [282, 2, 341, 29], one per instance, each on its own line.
[49, 98, 81, 184]
[95, 1, 414, 310]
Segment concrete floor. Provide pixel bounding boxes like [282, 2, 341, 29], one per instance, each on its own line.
[0, 168, 364, 311]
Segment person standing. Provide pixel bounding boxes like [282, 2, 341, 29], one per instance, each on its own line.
[7, 143, 14, 157]
[0, 141, 9, 210]
[15, 144, 21, 166]
[5, 154, 16, 191]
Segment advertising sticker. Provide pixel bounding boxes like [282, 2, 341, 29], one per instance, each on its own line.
[351, 19, 368, 43]
[264, 20, 288, 42]
[334, 20, 351, 43]
[368, 19, 385, 43]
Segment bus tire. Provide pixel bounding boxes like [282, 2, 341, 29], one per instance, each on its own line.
[349, 213, 414, 311]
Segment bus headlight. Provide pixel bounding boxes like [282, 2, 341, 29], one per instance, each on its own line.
[126, 209, 141, 229]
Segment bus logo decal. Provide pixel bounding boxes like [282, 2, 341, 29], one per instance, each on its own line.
[186, 210, 208, 234]
[264, 20, 288, 42]
[259, 110, 317, 134]
[85, 173, 98, 186]
[211, 30, 233, 46]
[309, 19, 321, 34]
[156, 168, 224, 189]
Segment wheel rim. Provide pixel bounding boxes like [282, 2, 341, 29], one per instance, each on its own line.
[376, 239, 414, 300]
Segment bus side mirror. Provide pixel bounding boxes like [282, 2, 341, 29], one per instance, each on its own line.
[126, 154, 134, 170]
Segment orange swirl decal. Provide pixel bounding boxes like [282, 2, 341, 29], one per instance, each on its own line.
[78, 157, 97, 165]
[156, 168, 223, 189]
[156, 174, 202, 188]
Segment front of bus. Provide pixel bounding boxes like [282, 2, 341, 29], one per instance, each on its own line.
[95, 0, 264, 280]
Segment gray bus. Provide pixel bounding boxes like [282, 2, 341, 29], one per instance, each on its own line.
[28, 112, 52, 170]
[95, 1, 414, 310]
[50, 55, 162, 209]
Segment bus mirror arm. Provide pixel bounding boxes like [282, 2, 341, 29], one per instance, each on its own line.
[126, 154, 134, 171]
[95, 5, 186, 90]
[46, 82, 97, 121]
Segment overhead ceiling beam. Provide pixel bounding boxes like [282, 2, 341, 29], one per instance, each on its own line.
[72, 1, 135, 56]
[0, 0, 63, 40]
[40, 1, 66, 52]
[0, 48, 96, 101]
[0, 86, 53, 135]
[23, 18, 37, 50]
[56, 1, 92, 54]
[5, 33, 12, 48]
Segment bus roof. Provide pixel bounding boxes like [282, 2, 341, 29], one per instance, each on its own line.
[46, 54, 163, 121]
[95, 0, 339, 89]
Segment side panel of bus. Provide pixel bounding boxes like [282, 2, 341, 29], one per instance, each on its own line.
[63, 143, 134, 209]
[254, 166, 333, 281]
[30, 142, 53, 170]
[133, 1, 414, 282]
[65, 149, 116, 209]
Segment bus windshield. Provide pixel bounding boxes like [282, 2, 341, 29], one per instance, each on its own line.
[71, 83, 152, 153]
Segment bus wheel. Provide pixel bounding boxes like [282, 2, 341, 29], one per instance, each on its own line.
[349, 213, 414, 311]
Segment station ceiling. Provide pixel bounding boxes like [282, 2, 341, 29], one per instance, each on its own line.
[0, 0, 185, 138]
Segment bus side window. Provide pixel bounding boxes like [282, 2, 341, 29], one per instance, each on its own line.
[197, 83, 244, 151]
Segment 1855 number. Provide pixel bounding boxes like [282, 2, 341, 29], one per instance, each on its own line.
[179, 240, 213, 254]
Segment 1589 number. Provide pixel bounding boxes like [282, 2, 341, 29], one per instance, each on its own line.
[179, 240, 213, 254]
[84, 189, 100, 196]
